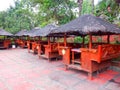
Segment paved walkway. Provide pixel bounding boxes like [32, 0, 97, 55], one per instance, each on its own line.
[0, 48, 120, 90]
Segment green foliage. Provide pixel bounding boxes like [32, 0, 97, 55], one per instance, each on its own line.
[97, 37, 102, 42]
[81, 0, 92, 15]
[0, 0, 119, 34]
[0, 0, 38, 34]
[74, 36, 89, 44]
[0, 0, 75, 34]
[30, 0, 77, 25]
[74, 36, 83, 43]
[84, 36, 89, 44]
[95, 0, 120, 23]
[0, 36, 5, 39]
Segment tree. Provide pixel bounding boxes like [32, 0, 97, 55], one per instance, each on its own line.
[0, 0, 37, 34]
[95, 0, 120, 22]
[0, 11, 7, 29]
[30, 0, 77, 25]
[77, 0, 83, 16]
[81, 0, 92, 15]
[91, 0, 94, 14]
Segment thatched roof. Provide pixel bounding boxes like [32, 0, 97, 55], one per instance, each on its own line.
[52, 15, 120, 35]
[33, 24, 58, 37]
[15, 30, 28, 36]
[0, 29, 13, 36]
[25, 27, 41, 37]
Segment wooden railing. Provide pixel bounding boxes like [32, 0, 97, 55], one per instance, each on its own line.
[81, 44, 120, 63]
[44, 43, 58, 53]
[37, 41, 47, 56]
[32, 42, 37, 51]
[100, 44, 120, 61]
[16, 39, 27, 48]
[44, 43, 59, 59]
[60, 44, 120, 79]
[4, 40, 11, 48]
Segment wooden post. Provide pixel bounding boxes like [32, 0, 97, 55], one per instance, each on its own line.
[101, 36, 102, 43]
[64, 33, 67, 47]
[37, 36, 40, 44]
[82, 36, 85, 47]
[27, 36, 30, 53]
[38, 36, 41, 41]
[48, 37, 50, 45]
[89, 34, 92, 49]
[107, 35, 110, 44]
[53, 37, 55, 42]
[35, 36, 38, 41]
[27, 36, 30, 41]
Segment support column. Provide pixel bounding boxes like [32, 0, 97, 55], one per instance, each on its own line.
[107, 35, 110, 44]
[82, 36, 85, 47]
[89, 34, 92, 49]
[64, 33, 67, 47]
[48, 37, 50, 45]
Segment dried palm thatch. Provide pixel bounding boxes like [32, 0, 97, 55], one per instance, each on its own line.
[0, 29, 13, 36]
[33, 24, 58, 37]
[15, 30, 28, 36]
[52, 15, 120, 35]
[25, 27, 41, 37]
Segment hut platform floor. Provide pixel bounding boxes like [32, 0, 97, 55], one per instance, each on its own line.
[0, 48, 120, 90]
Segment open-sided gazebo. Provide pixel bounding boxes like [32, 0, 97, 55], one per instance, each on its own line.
[25, 27, 41, 53]
[32, 24, 60, 61]
[51, 14, 120, 79]
[0, 29, 13, 49]
[15, 30, 28, 48]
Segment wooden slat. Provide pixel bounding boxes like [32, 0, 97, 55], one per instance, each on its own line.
[72, 59, 81, 64]
[68, 64, 82, 70]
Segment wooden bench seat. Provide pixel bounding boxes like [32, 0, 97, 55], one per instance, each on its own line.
[0, 40, 11, 49]
[43, 43, 60, 60]
[80, 44, 120, 79]
[16, 39, 27, 48]
[61, 44, 120, 79]
[81, 44, 120, 63]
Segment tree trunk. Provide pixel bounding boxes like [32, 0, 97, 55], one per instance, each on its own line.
[78, 0, 83, 16]
[91, 0, 94, 14]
